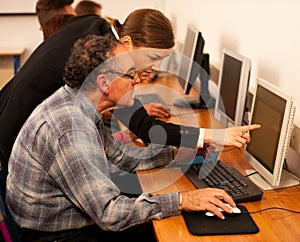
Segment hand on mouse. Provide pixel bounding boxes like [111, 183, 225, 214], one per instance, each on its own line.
[205, 203, 241, 217]
[180, 188, 235, 220]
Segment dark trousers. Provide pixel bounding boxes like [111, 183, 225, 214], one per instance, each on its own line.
[19, 223, 157, 242]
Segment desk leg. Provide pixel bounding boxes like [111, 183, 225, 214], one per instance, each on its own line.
[13, 55, 20, 75]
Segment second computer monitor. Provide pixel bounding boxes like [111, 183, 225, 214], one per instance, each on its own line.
[214, 48, 251, 127]
[177, 25, 204, 95]
[174, 25, 214, 109]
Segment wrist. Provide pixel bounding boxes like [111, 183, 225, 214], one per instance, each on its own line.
[178, 192, 183, 211]
[172, 147, 178, 159]
[197, 128, 206, 147]
[204, 128, 212, 143]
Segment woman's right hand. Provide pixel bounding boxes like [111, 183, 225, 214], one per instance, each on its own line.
[204, 124, 261, 148]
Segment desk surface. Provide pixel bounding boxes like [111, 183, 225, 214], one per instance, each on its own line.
[136, 75, 300, 242]
[0, 47, 25, 56]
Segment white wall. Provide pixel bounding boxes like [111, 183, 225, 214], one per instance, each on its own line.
[0, 16, 42, 69]
[163, 0, 300, 125]
[0, 0, 36, 13]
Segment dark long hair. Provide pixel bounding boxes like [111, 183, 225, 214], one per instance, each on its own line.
[109, 8, 175, 49]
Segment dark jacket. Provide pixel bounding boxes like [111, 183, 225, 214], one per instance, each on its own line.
[0, 15, 111, 168]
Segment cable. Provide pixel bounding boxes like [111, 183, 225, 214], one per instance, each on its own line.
[244, 207, 300, 215]
[244, 171, 258, 178]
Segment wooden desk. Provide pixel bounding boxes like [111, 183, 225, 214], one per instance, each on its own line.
[0, 47, 25, 74]
[136, 75, 300, 242]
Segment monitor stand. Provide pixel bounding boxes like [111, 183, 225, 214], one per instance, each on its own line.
[245, 169, 300, 191]
[173, 53, 216, 109]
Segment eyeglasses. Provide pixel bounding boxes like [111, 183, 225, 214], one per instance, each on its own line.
[107, 70, 139, 83]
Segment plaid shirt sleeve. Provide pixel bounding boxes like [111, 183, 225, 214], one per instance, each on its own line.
[50, 120, 180, 231]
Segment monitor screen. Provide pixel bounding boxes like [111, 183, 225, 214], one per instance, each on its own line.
[246, 84, 286, 173]
[244, 78, 297, 189]
[214, 48, 251, 126]
[217, 54, 242, 121]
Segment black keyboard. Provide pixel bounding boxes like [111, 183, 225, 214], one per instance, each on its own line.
[135, 93, 166, 106]
[184, 160, 263, 203]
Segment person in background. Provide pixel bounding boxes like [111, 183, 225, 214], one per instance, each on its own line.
[0, 9, 259, 170]
[36, 0, 76, 39]
[6, 34, 236, 242]
[75, 0, 102, 16]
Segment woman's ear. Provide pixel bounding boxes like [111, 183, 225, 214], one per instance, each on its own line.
[121, 35, 133, 50]
[97, 74, 109, 95]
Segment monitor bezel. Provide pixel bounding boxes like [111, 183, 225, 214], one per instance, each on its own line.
[214, 48, 251, 126]
[244, 78, 295, 187]
[177, 25, 200, 95]
[185, 32, 205, 95]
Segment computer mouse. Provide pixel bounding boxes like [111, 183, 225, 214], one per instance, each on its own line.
[224, 203, 241, 214]
[204, 204, 241, 217]
[205, 211, 215, 217]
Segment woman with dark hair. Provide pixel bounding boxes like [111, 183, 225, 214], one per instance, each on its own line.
[108, 8, 174, 83]
[106, 9, 259, 149]
[0, 9, 259, 170]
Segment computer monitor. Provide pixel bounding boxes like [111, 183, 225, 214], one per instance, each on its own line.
[177, 25, 203, 94]
[244, 78, 299, 190]
[214, 48, 251, 127]
[174, 26, 214, 109]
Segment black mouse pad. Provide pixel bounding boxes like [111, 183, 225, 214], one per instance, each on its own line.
[182, 205, 259, 236]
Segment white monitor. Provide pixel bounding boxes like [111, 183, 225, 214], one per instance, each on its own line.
[177, 25, 202, 95]
[244, 78, 299, 190]
[174, 25, 212, 109]
[214, 48, 251, 127]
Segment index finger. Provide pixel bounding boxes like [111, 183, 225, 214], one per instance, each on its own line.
[243, 124, 261, 131]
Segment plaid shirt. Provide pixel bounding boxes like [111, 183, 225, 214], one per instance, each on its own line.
[6, 85, 179, 232]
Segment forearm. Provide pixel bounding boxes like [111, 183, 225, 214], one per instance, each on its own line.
[112, 99, 200, 148]
[99, 192, 180, 231]
[103, 126, 174, 171]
